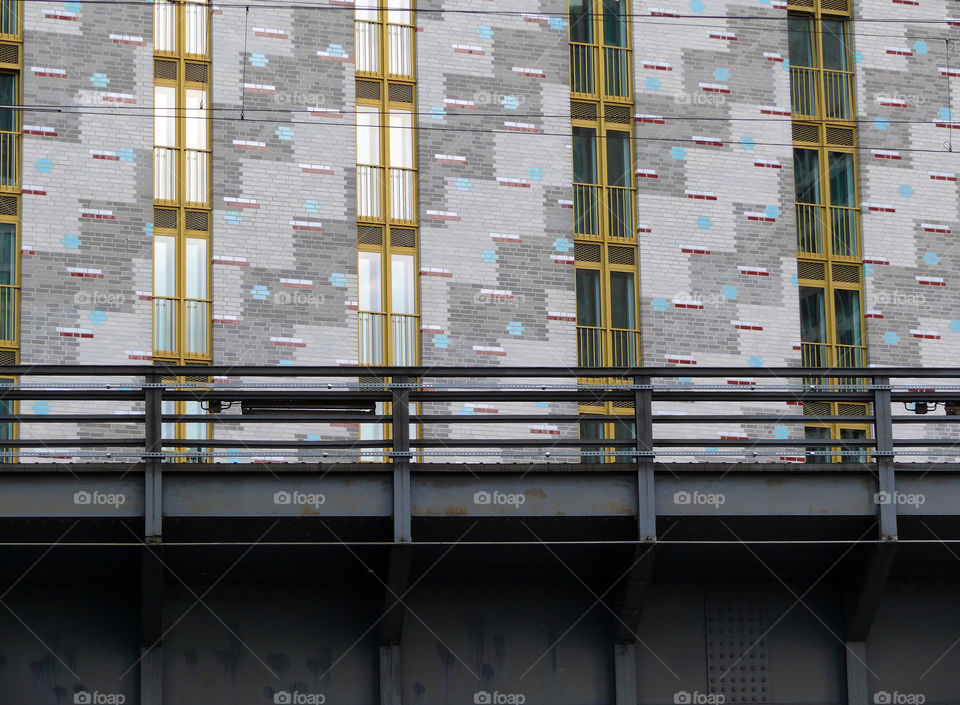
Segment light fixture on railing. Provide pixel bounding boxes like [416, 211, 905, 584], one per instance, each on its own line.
[239, 399, 377, 416]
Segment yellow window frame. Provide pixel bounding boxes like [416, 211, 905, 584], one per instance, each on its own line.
[354, 0, 417, 81]
[153, 0, 212, 363]
[788, 13, 855, 122]
[567, 0, 633, 103]
[794, 139, 862, 263]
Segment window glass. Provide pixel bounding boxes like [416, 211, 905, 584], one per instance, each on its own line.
[572, 127, 598, 184]
[834, 289, 861, 346]
[839, 427, 867, 464]
[388, 110, 414, 168]
[569, 0, 593, 43]
[0, 223, 14, 287]
[184, 0, 208, 55]
[385, 0, 411, 25]
[184, 400, 207, 443]
[609, 271, 635, 329]
[356, 106, 381, 165]
[828, 152, 855, 208]
[184, 89, 207, 150]
[602, 0, 627, 47]
[0, 73, 15, 133]
[606, 130, 631, 187]
[154, 236, 177, 298]
[799, 286, 826, 343]
[805, 426, 831, 464]
[787, 16, 814, 67]
[359, 251, 383, 311]
[580, 420, 603, 464]
[154, 86, 177, 147]
[793, 149, 821, 204]
[576, 269, 601, 327]
[355, 0, 378, 22]
[154, 0, 176, 52]
[185, 238, 207, 299]
[162, 399, 176, 444]
[821, 20, 848, 71]
[391, 254, 415, 314]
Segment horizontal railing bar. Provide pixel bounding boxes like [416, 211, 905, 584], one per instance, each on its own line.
[411, 439, 878, 448]
[0, 415, 146, 423]
[160, 440, 391, 449]
[0, 439, 146, 447]
[0, 365, 958, 378]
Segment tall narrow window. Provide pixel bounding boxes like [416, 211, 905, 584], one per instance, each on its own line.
[570, 0, 639, 460]
[789, 3, 867, 458]
[354, 0, 419, 368]
[153, 0, 212, 363]
[0, 1, 20, 455]
[355, 0, 420, 459]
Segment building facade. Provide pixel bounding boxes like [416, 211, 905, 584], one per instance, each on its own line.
[5, 0, 956, 461]
[1, 0, 960, 703]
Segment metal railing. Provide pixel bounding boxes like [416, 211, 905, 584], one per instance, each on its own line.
[606, 186, 634, 238]
[0, 282, 16, 344]
[603, 46, 630, 99]
[577, 326, 640, 367]
[801, 342, 866, 369]
[389, 167, 416, 223]
[358, 311, 419, 366]
[0, 365, 957, 463]
[569, 43, 596, 96]
[569, 43, 631, 100]
[789, 66, 853, 120]
[795, 203, 860, 259]
[823, 69, 853, 120]
[0, 130, 18, 192]
[386, 23, 413, 78]
[0, 0, 17, 37]
[153, 298, 209, 359]
[790, 66, 818, 118]
[574, 184, 635, 240]
[355, 20, 380, 74]
[357, 165, 382, 219]
[573, 183, 600, 237]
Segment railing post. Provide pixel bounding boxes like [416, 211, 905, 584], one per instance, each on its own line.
[634, 374, 655, 542]
[872, 375, 897, 541]
[391, 374, 411, 543]
[144, 373, 163, 541]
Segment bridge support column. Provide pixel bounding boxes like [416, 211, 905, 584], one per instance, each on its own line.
[380, 644, 403, 705]
[614, 642, 637, 705]
[140, 547, 164, 705]
[845, 641, 868, 705]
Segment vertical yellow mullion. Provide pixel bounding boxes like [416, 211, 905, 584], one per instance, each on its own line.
[593, 0, 604, 101]
[176, 3, 187, 361]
